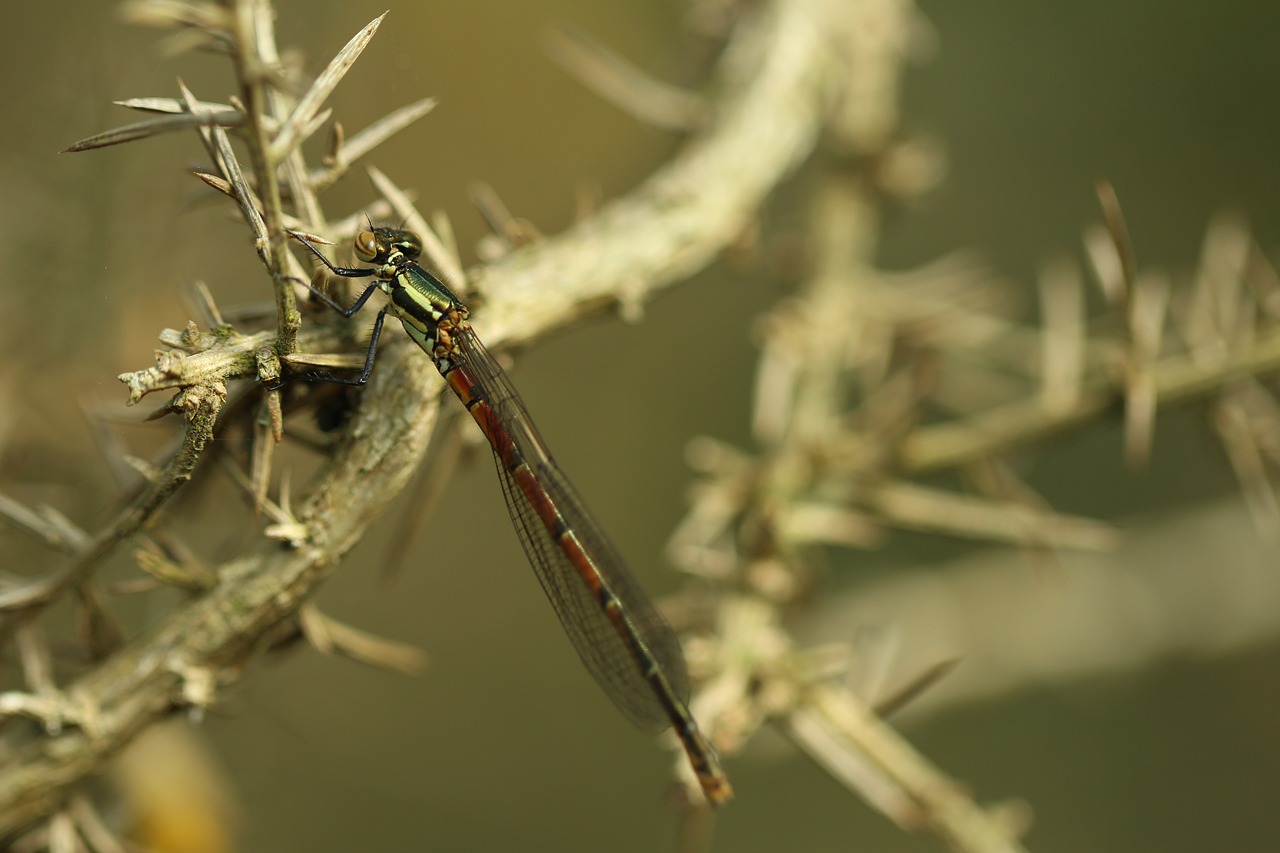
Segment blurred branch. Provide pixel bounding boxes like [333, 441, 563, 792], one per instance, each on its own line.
[808, 496, 1280, 724]
[469, 0, 838, 347]
[901, 306, 1280, 474]
[661, 3, 1280, 848]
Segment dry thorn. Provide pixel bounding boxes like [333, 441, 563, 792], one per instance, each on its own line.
[799, 685, 1030, 852]
[309, 97, 438, 191]
[1123, 272, 1169, 466]
[16, 622, 58, 704]
[1244, 235, 1280, 320]
[1037, 258, 1085, 413]
[250, 398, 276, 508]
[866, 480, 1120, 551]
[0, 495, 85, 553]
[270, 12, 387, 164]
[211, 125, 270, 262]
[1213, 392, 1280, 535]
[61, 111, 241, 152]
[113, 95, 233, 114]
[298, 604, 427, 675]
[119, 0, 232, 33]
[67, 795, 128, 853]
[470, 181, 541, 251]
[325, 196, 415, 240]
[279, 351, 368, 372]
[381, 405, 467, 583]
[545, 25, 706, 131]
[133, 544, 216, 591]
[872, 658, 961, 718]
[1095, 180, 1138, 307]
[219, 458, 305, 545]
[779, 502, 882, 548]
[431, 209, 460, 268]
[785, 703, 919, 823]
[366, 165, 466, 287]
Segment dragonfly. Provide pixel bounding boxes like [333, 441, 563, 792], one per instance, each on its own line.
[287, 226, 732, 806]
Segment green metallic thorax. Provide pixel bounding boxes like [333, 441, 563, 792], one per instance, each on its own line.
[360, 229, 469, 364]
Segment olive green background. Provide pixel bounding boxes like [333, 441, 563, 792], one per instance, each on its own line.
[1, 2, 1279, 851]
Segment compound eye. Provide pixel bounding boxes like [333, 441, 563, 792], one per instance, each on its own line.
[353, 230, 379, 261]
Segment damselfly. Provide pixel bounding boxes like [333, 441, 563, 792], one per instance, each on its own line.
[288, 227, 732, 806]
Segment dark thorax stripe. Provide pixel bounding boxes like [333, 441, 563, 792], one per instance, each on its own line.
[389, 270, 442, 332]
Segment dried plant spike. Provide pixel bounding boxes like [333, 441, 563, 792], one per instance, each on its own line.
[780, 502, 881, 548]
[1213, 394, 1280, 534]
[114, 95, 235, 114]
[1037, 258, 1085, 413]
[210, 125, 270, 258]
[380, 405, 466, 583]
[872, 658, 962, 719]
[1123, 272, 1169, 466]
[278, 467, 295, 518]
[364, 165, 430, 235]
[431, 208, 459, 266]
[1198, 212, 1252, 301]
[270, 12, 388, 164]
[188, 280, 228, 329]
[69, 795, 131, 853]
[192, 169, 232, 193]
[868, 480, 1120, 551]
[0, 493, 74, 551]
[470, 181, 541, 250]
[35, 506, 91, 554]
[344, 97, 436, 161]
[61, 111, 241, 152]
[219, 457, 300, 544]
[16, 622, 57, 699]
[193, 171, 258, 214]
[785, 704, 917, 823]
[311, 97, 438, 191]
[298, 604, 427, 675]
[279, 352, 367, 371]
[804, 685, 1031, 852]
[250, 404, 276, 509]
[120, 0, 232, 33]
[1190, 212, 1253, 352]
[1243, 236, 1280, 320]
[134, 546, 215, 591]
[366, 165, 465, 286]
[80, 397, 148, 489]
[175, 78, 239, 168]
[545, 25, 706, 131]
[326, 198, 406, 237]
[77, 584, 126, 657]
[1096, 180, 1138, 301]
[286, 227, 335, 247]
[1083, 224, 1125, 307]
[327, 119, 346, 163]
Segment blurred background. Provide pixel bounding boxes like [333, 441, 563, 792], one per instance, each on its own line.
[2, 1, 1280, 851]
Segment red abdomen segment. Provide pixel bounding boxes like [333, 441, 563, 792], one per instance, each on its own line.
[441, 339, 732, 806]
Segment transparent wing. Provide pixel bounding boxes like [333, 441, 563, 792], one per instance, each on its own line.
[451, 327, 691, 731]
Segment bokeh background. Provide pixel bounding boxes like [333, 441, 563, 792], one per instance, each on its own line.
[2, 1, 1279, 851]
